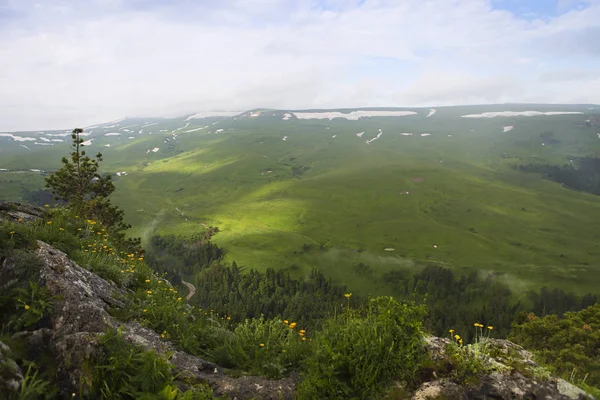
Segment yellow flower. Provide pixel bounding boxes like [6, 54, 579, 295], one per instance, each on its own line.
[289, 322, 297, 329]
[227, 316, 231, 320]
[302, 337, 307, 341]
[474, 323, 480, 327]
[59, 227, 64, 231]
[9, 231, 14, 235]
[299, 332, 304, 337]
[177, 297, 182, 301]
[77, 228, 82, 231]
[283, 320, 289, 324]
[24, 304, 30, 310]
[157, 280, 162, 284]
[487, 326, 493, 330]
[282, 349, 286, 353]
[459, 339, 463, 344]
[147, 290, 152, 295]
[143, 309, 147, 313]
[138, 257, 143, 261]
[161, 333, 166, 339]
[299, 329, 306, 334]
[145, 279, 151, 283]
[18, 218, 22, 222]
[344, 293, 352, 298]
[454, 334, 460, 340]
[46, 221, 52, 225]
[259, 343, 265, 347]
[449, 329, 454, 333]
[44, 204, 49, 208]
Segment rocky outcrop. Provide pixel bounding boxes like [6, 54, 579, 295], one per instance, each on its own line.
[2, 240, 295, 399]
[417, 336, 596, 400]
[0, 341, 23, 395]
[0, 202, 46, 223]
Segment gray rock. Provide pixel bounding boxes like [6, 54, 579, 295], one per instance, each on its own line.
[0, 202, 46, 223]
[0, 340, 24, 394]
[557, 378, 596, 400]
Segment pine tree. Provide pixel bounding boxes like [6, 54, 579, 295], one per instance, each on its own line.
[46, 128, 114, 204]
[46, 128, 141, 251]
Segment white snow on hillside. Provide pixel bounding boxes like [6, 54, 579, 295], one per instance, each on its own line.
[38, 137, 51, 142]
[51, 139, 64, 142]
[186, 111, 240, 120]
[0, 133, 36, 142]
[282, 113, 292, 120]
[82, 139, 93, 146]
[293, 110, 417, 120]
[356, 131, 365, 138]
[421, 133, 431, 137]
[35, 142, 53, 146]
[105, 132, 121, 136]
[19, 145, 31, 150]
[45, 132, 71, 137]
[215, 129, 224, 133]
[151, 147, 159, 152]
[462, 111, 583, 118]
[105, 144, 111, 147]
[184, 126, 208, 133]
[366, 129, 383, 144]
[400, 133, 413, 136]
[142, 123, 157, 128]
[427, 109, 436, 117]
[503, 126, 514, 132]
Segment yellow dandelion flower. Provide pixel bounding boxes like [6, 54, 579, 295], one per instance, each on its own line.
[227, 316, 231, 320]
[282, 349, 286, 353]
[147, 290, 152, 295]
[59, 227, 64, 231]
[259, 343, 265, 347]
[283, 320, 289, 324]
[459, 339, 463, 344]
[474, 323, 480, 327]
[18, 218, 22, 222]
[344, 293, 352, 298]
[44, 204, 49, 208]
[24, 304, 30, 310]
[454, 334, 460, 340]
[299, 329, 306, 334]
[289, 322, 297, 329]
[143, 309, 147, 313]
[449, 329, 454, 333]
[299, 332, 304, 337]
[145, 279, 150, 283]
[487, 326, 493, 330]
[46, 221, 52, 225]
[161, 333, 166, 339]
[9, 231, 14, 235]
[177, 297, 182, 301]
[302, 337, 307, 341]
[138, 257, 143, 261]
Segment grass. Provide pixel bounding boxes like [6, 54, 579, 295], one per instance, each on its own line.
[2, 105, 600, 296]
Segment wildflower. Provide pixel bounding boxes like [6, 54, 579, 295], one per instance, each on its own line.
[299, 329, 305, 333]
[84, 250, 88, 252]
[9, 231, 14, 236]
[227, 316, 231, 320]
[454, 334, 460, 340]
[147, 290, 152, 295]
[459, 339, 463, 345]
[289, 322, 297, 329]
[161, 331, 166, 339]
[302, 337, 307, 341]
[143, 309, 147, 313]
[449, 329, 454, 333]
[46, 221, 52, 225]
[282, 349, 286, 353]
[344, 293, 352, 298]
[177, 297, 182, 301]
[138, 257, 143, 261]
[299, 332, 305, 337]
[259, 343, 265, 347]
[24, 304, 30, 310]
[487, 326, 493, 330]
[59, 227, 64, 231]
[44, 204, 49, 208]
[283, 320, 289, 324]
[183, 312, 187, 315]
[18, 218, 22, 222]
[77, 228, 82, 231]
[474, 323, 480, 327]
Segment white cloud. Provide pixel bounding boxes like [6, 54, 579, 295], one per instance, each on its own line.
[1, 0, 600, 131]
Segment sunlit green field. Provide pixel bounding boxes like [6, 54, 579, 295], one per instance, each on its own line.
[2, 105, 600, 295]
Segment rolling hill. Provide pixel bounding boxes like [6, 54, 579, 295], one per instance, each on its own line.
[1, 104, 600, 295]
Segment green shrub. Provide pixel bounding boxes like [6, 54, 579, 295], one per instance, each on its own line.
[298, 296, 426, 400]
[1, 282, 54, 333]
[212, 316, 312, 378]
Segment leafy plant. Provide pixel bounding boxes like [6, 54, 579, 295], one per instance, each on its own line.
[298, 296, 426, 399]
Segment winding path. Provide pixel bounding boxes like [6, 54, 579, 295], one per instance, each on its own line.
[181, 279, 196, 301]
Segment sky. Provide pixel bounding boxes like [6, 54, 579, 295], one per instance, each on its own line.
[1, 0, 599, 131]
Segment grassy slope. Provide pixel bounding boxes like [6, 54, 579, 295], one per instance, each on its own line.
[2, 105, 600, 295]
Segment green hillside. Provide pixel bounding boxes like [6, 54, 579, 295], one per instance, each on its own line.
[2, 105, 600, 295]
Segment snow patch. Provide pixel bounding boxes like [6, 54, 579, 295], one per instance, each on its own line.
[20, 145, 30, 150]
[142, 122, 158, 128]
[39, 137, 51, 142]
[29, 169, 41, 172]
[186, 111, 240, 120]
[34, 142, 53, 146]
[81, 139, 93, 146]
[503, 126, 514, 133]
[215, 129, 224, 133]
[366, 128, 383, 144]
[105, 144, 111, 147]
[384, 248, 395, 252]
[116, 171, 127, 176]
[151, 147, 159, 152]
[282, 113, 292, 120]
[51, 139, 64, 142]
[105, 132, 121, 136]
[356, 131, 365, 138]
[400, 133, 413, 136]
[294, 110, 417, 120]
[128, 137, 135, 139]
[332, 135, 337, 138]
[282, 136, 288, 141]
[0, 133, 36, 142]
[421, 133, 431, 137]
[184, 126, 208, 133]
[462, 111, 583, 118]
[427, 109, 436, 117]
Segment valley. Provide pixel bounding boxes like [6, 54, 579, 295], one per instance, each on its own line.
[2, 104, 600, 295]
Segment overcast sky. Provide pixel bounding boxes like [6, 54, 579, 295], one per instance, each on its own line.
[1, 0, 599, 131]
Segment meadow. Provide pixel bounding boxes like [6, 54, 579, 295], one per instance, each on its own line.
[2, 104, 599, 295]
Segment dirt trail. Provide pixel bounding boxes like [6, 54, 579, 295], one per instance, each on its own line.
[181, 279, 196, 301]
